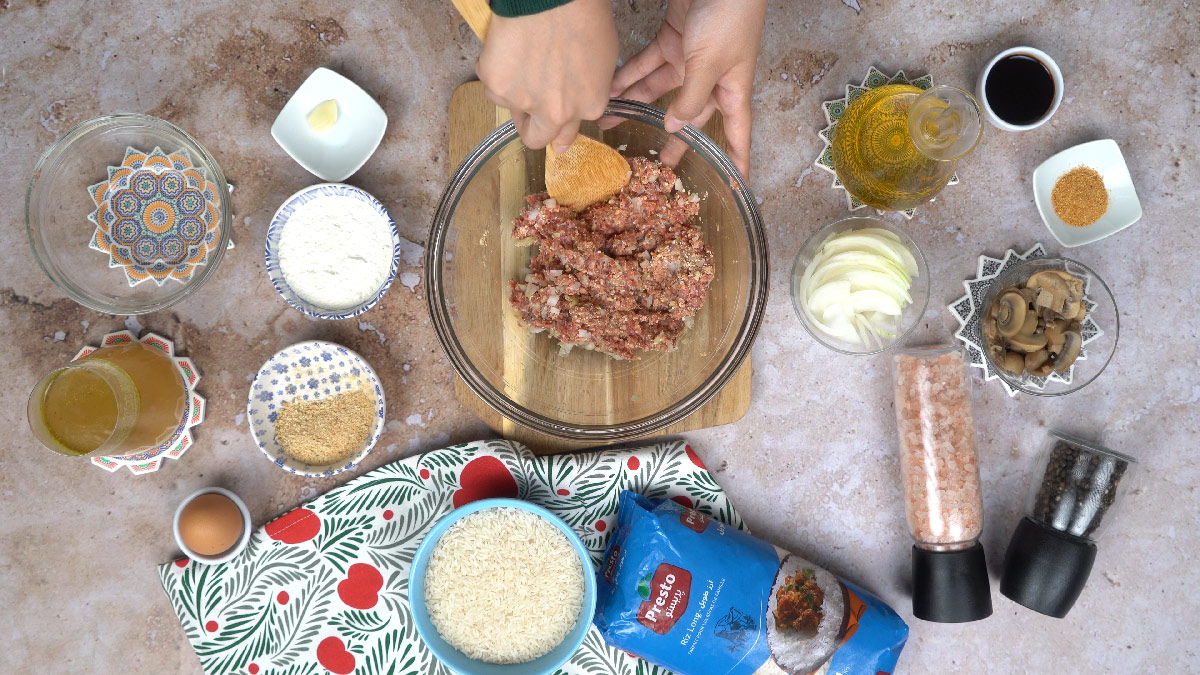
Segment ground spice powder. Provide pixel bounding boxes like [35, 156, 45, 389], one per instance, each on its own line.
[274, 388, 375, 465]
[1051, 166, 1108, 227]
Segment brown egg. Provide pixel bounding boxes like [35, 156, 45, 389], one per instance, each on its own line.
[178, 492, 244, 556]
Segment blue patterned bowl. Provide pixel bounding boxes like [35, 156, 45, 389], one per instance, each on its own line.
[247, 340, 386, 476]
[409, 498, 597, 675]
[265, 183, 400, 319]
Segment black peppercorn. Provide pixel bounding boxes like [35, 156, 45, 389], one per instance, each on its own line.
[1031, 437, 1129, 538]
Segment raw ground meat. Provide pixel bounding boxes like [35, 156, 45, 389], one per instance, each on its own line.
[508, 157, 715, 360]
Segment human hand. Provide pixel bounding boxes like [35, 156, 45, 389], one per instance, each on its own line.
[609, 0, 767, 177]
[476, 0, 619, 153]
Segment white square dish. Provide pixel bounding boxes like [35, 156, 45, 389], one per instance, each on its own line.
[270, 67, 387, 182]
[1032, 138, 1142, 247]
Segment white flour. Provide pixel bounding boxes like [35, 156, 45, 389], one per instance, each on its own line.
[278, 195, 394, 310]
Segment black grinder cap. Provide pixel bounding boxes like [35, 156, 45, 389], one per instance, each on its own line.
[911, 542, 993, 623]
[1000, 516, 1098, 618]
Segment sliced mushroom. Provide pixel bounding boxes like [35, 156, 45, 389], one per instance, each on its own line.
[1025, 349, 1050, 372]
[1026, 271, 1071, 315]
[1019, 310, 1040, 337]
[1018, 287, 1038, 307]
[985, 269, 1089, 378]
[982, 315, 1000, 344]
[1061, 298, 1084, 321]
[1044, 319, 1068, 354]
[1001, 350, 1025, 374]
[1032, 361, 1057, 377]
[1050, 270, 1085, 299]
[987, 341, 1007, 365]
[995, 291, 1028, 337]
[1008, 331, 1048, 353]
[1052, 331, 1083, 372]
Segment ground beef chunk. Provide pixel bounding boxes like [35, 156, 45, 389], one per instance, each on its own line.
[508, 157, 714, 360]
[773, 569, 825, 634]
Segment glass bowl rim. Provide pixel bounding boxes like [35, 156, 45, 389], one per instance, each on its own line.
[979, 255, 1119, 396]
[789, 215, 931, 356]
[424, 98, 770, 441]
[25, 112, 233, 315]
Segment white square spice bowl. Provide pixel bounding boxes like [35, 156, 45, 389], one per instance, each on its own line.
[271, 67, 387, 181]
[1032, 139, 1142, 248]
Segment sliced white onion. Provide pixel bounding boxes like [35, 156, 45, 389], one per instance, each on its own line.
[797, 228, 918, 347]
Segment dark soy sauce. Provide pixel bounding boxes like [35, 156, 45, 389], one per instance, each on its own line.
[984, 55, 1056, 125]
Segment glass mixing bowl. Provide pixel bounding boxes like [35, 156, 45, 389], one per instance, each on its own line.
[980, 256, 1118, 396]
[426, 99, 768, 441]
[26, 114, 232, 314]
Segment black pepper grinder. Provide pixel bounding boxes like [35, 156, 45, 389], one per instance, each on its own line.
[1000, 431, 1137, 617]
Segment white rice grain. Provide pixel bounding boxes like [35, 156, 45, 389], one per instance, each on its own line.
[424, 507, 584, 664]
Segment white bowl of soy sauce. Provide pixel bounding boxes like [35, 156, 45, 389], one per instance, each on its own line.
[977, 47, 1064, 131]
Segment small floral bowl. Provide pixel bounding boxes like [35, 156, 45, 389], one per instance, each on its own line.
[247, 340, 386, 476]
[265, 183, 401, 320]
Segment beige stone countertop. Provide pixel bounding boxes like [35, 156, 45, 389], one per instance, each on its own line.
[1, 1, 1197, 672]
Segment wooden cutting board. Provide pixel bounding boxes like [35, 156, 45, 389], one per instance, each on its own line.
[448, 81, 752, 454]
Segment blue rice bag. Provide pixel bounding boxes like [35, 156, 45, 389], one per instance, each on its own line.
[596, 491, 908, 675]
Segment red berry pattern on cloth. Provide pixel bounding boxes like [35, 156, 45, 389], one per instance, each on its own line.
[337, 563, 384, 610]
[264, 507, 320, 544]
[452, 455, 518, 507]
[158, 440, 738, 675]
[316, 636, 356, 675]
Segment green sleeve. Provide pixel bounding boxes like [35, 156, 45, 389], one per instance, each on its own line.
[491, 0, 576, 18]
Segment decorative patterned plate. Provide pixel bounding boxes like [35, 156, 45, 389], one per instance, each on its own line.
[814, 66, 960, 219]
[264, 183, 401, 319]
[86, 330, 206, 474]
[87, 147, 224, 286]
[247, 340, 386, 477]
[159, 439, 732, 675]
[949, 244, 1104, 396]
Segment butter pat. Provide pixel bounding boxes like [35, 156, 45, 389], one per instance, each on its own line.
[307, 99, 339, 132]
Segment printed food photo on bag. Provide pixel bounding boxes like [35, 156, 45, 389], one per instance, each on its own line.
[596, 491, 908, 675]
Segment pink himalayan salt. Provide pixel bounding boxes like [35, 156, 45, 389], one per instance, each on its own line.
[893, 346, 984, 549]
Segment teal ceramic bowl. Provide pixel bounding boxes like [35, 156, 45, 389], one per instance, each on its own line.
[409, 498, 597, 675]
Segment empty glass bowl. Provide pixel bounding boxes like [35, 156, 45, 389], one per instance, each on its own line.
[980, 256, 1118, 396]
[790, 216, 930, 355]
[426, 99, 769, 441]
[26, 114, 232, 314]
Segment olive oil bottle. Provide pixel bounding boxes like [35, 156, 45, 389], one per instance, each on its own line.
[832, 85, 983, 212]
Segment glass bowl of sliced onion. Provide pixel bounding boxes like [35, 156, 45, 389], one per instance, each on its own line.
[790, 216, 929, 355]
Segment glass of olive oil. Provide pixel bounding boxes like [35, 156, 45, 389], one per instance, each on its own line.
[27, 341, 188, 457]
[832, 85, 983, 212]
